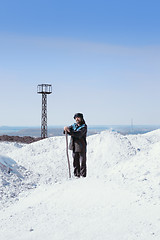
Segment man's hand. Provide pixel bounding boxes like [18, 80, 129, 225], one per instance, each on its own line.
[64, 126, 70, 132]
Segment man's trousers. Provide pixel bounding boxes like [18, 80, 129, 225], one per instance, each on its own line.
[72, 152, 87, 177]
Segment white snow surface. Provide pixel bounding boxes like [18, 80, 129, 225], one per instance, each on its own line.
[0, 130, 160, 240]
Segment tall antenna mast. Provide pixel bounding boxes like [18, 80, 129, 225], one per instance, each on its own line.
[131, 118, 134, 133]
[37, 84, 52, 138]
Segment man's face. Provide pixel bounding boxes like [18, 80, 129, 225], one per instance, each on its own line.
[75, 117, 82, 125]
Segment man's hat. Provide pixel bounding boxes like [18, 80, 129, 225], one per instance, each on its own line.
[74, 113, 84, 119]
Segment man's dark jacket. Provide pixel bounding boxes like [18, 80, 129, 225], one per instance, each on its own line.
[67, 123, 87, 153]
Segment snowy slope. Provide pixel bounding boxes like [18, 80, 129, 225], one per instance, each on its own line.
[0, 130, 160, 240]
[106, 130, 160, 202]
[0, 137, 70, 208]
[0, 141, 24, 155]
[87, 130, 136, 177]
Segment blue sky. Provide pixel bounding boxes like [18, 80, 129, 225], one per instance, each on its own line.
[0, 0, 160, 126]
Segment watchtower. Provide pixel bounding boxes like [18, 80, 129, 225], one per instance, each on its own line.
[37, 84, 52, 138]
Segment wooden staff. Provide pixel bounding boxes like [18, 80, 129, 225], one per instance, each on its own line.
[65, 131, 71, 178]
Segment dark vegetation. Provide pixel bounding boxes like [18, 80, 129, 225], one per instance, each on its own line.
[0, 135, 41, 144]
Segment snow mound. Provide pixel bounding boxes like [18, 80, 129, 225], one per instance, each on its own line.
[127, 129, 160, 152]
[1, 130, 160, 239]
[8, 136, 70, 184]
[1, 129, 160, 208]
[0, 153, 38, 209]
[0, 137, 71, 208]
[87, 130, 136, 177]
[106, 129, 160, 201]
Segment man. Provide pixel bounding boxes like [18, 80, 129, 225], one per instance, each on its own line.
[64, 113, 87, 178]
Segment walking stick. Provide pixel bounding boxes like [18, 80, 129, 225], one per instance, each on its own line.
[65, 131, 71, 179]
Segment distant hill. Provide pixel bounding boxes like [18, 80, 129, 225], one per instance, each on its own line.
[0, 125, 160, 138]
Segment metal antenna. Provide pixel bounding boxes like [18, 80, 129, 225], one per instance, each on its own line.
[37, 84, 52, 138]
[131, 118, 134, 133]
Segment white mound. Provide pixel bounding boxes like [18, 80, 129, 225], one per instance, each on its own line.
[0, 129, 160, 240]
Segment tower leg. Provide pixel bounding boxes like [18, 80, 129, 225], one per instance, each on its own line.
[41, 93, 47, 138]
